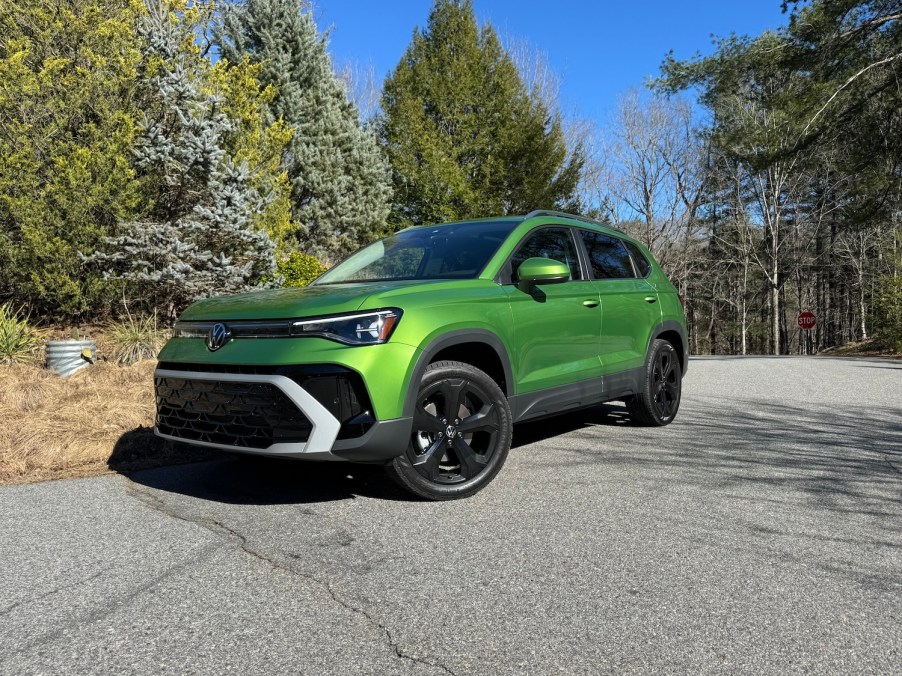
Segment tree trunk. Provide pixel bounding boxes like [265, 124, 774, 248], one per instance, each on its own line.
[858, 266, 868, 340]
[771, 283, 781, 355]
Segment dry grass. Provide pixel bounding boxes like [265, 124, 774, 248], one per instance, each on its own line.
[0, 360, 212, 485]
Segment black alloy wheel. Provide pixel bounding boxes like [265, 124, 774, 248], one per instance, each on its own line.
[387, 360, 512, 500]
[626, 339, 682, 426]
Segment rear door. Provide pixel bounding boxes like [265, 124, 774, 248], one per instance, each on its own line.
[577, 229, 662, 376]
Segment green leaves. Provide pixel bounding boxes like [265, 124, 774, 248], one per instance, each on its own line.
[0, 303, 43, 365]
[276, 252, 327, 288]
[380, 0, 582, 228]
[0, 0, 145, 318]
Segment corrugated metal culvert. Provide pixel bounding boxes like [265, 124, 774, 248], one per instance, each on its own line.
[46, 340, 96, 377]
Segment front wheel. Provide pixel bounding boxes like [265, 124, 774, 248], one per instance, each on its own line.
[386, 360, 512, 500]
[626, 339, 682, 426]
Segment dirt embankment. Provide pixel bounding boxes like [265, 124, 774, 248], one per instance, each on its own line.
[817, 337, 902, 359]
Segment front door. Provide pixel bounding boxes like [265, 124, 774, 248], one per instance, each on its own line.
[504, 227, 602, 394]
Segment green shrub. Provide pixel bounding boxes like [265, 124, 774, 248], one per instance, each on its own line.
[0, 303, 42, 365]
[277, 252, 327, 288]
[107, 314, 169, 366]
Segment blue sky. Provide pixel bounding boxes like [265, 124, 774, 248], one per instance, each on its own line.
[314, 1, 791, 118]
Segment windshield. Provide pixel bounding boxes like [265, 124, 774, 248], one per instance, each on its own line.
[315, 220, 518, 285]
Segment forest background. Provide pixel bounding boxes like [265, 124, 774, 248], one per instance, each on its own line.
[2, 0, 900, 358]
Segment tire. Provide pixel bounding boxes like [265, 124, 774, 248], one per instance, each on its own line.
[626, 339, 682, 426]
[386, 360, 512, 500]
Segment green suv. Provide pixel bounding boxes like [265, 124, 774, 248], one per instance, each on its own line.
[155, 211, 687, 499]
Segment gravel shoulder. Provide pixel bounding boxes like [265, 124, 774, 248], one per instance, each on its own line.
[2, 356, 900, 675]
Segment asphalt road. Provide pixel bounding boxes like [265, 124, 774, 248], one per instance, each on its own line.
[2, 356, 901, 675]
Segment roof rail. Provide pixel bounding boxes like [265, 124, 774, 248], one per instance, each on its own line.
[523, 210, 619, 231]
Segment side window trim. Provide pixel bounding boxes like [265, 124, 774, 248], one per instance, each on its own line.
[572, 226, 595, 281]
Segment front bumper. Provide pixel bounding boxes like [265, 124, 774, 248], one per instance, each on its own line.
[153, 366, 412, 462]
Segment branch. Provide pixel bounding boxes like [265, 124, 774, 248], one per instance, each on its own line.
[800, 51, 902, 139]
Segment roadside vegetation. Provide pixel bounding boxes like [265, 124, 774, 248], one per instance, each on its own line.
[0, 303, 43, 365]
[0, 316, 214, 485]
[0, 358, 214, 485]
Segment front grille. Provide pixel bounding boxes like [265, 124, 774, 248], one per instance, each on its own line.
[156, 363, 377, 439]
[155, 376, 312, 449]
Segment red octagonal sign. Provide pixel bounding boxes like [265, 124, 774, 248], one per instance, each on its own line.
[798, 312, 817, 330]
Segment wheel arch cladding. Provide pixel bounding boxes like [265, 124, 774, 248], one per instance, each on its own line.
[653, 323, 686, 373]
[402, 330, 513, 417]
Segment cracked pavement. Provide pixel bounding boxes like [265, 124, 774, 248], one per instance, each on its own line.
[2, 356, 901, 674]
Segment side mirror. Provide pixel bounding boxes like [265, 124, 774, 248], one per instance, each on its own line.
[516, 257, 571, 291]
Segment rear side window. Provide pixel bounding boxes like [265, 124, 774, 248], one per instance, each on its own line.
[623, 240, 652, 278]
[511, 227, 582, 282]
[579, 230, 634, 279]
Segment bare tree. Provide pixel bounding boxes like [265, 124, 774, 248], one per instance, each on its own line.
[336, 60, 382, 122]
[834, 223, 884, 340]
[601, 90, 710, 296]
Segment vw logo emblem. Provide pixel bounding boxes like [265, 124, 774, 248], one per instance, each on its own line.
[206, 323, 231, 352]
[445, 425, 456, 439]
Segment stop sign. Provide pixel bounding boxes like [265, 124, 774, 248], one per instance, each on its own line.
[798, 312, 816, 330]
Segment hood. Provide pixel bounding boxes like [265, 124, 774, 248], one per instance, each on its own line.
[178, 280, 443, 321]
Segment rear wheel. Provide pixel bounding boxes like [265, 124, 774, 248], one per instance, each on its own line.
[626, 339, 682, 426]
[386, 360, 512, 500]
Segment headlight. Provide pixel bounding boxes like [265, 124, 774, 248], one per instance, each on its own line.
[290, 309, 402, 345]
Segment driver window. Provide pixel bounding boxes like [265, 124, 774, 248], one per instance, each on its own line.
[511, 228, 581, 283]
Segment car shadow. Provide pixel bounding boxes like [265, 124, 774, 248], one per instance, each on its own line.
[121, 451, 415, 505]
[512, 402, 631, 448]
[119, 403, 634, 506]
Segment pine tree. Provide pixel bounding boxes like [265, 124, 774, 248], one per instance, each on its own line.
[217, 0, 392, 262]
[89, 0, 275, 321]
[380, 0, 583, 228]
[0, 0, 145, 318]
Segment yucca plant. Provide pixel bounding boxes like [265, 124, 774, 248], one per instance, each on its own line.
[107, 313, 169, 366]
[0, 303, 42, 365]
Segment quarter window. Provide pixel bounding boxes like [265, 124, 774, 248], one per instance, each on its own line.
[580, 230, 634, 279]
[511, 228, 582, 282]
[623, 240, 652, 277]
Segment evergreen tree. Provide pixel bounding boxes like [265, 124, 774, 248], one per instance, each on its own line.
[89, 0, 275, 321]
[0, 0, 145, 317]
[217, 0, 392, 262]
[206, 56, 295, 251]
[380, 0, 583, 227]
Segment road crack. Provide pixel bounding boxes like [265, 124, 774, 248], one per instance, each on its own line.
[0, 571, 104, 617]
[125, 481, 458, 676]
[4, 543, 222, 659]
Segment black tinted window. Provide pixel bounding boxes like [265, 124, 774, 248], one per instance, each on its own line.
[623, 240, 652, 277]
[580, 230, 634, 279]
[511, 228, 581, 282]
[316, 220, 518, 284]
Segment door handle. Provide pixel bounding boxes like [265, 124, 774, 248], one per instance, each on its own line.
[583, 299, 599, 308]
[644, 296, 658, 304]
